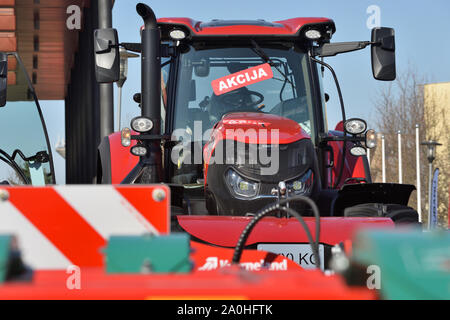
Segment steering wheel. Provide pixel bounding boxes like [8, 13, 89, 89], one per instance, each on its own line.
[216, 87, 264, 109]
[208, 87, 265, 123]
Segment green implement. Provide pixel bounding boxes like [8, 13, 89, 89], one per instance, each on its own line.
[352, 229, 450, 300]
[105, 233, 192, 274]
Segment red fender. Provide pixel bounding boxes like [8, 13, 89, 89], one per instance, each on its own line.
[329, 121, 369, 188]
[98, 132, 138, 184]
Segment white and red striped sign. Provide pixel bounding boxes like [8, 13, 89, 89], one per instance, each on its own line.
[211, 63, 273, 95]
[0, 185, 170, 269]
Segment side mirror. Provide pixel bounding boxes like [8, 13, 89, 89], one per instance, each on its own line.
[94, 28, 120, 83]
[371, 27, 396, 81]
[0, 52, 7, 107]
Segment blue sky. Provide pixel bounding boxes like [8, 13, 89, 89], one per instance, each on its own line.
[111, 0, 450, 130]
[39, 0, 450, 184]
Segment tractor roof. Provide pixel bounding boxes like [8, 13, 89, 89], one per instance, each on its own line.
[157, 17, 335, 41]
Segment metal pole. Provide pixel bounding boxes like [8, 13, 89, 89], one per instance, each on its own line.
[398, 130, 402, 184]
[428, 162, 433, 229]
[98, 0, 114, 138]
[381, 135, 386, 183]
[415, 124, 421, 222]
[117, 86, 122, 131]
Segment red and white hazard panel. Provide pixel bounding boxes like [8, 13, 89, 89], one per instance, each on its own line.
[0, 185, 170, 269]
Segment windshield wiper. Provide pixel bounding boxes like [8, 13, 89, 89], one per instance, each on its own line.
[250, 39, 295, 88]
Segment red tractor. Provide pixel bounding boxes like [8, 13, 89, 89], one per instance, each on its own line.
[94, 3, 419, 270]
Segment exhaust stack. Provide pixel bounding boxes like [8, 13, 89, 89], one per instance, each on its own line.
[125, 3, 161, 184]
[136, 3, 160, 132]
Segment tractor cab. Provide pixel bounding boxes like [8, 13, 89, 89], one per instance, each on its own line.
[95, 17, 335, 213]
[155, 18, 337, 193]
[94, 4, 416, 223]
[0, 52, 55, 186]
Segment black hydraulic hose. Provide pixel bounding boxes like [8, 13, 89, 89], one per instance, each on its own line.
[11, 149, 27, 161]
[0, 150, 31, 184]
[11, 149, 36, 162]
[232, 197, 321, 270]
[310, 55, 347, 189]
[245, 195, 321, 252]
[232, 205, 319, 269]
[277, 195, 320, 251]
[258, 195, 321, 251]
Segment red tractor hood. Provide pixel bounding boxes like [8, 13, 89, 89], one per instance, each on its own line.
[203, 112, 312, 185]
[177, 216, 395, 247]
[211, 112, 310, 145]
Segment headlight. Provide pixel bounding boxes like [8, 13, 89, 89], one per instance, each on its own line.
[350, 146, 367, 157]
[225, 169, 259, 198]
[130, 144, 147, 157]
[305, 29, 321, 40]
[169, 29, 186, 40]
[344, 118, 367, 135]
[287, 169, 314, 196]
[131, 116, 153, 133]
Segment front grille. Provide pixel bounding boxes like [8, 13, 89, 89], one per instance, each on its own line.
[226, 139, 315, 182]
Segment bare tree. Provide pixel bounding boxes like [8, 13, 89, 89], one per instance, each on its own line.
[369, 67, 449, 228]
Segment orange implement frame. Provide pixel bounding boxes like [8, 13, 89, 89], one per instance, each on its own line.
[0, 267, 377, 300]
[0, 185, 381, 299]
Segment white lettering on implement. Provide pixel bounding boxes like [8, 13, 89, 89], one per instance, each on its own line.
[197, 256, 288, 271]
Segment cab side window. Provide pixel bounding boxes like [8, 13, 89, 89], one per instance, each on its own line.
[161, 57, 171, 133]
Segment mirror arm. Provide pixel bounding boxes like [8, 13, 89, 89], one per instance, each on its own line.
[120, 42, 142, 53]
[310, 53, 347, 188]
[319, 134, 366, 143]
[314, 41, 380, 57]
[96, 43, 119, 54]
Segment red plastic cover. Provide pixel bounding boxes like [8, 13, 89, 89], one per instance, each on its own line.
[177, 216, 395, 247]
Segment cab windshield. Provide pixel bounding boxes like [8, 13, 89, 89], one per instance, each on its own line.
[173, 45, 315, 138]
[0, 56, 54, 185]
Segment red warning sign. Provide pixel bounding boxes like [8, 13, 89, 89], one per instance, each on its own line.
[211, 63, 273, 96]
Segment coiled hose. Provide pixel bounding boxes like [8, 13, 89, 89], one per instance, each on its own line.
[231, 195, 321, 270]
